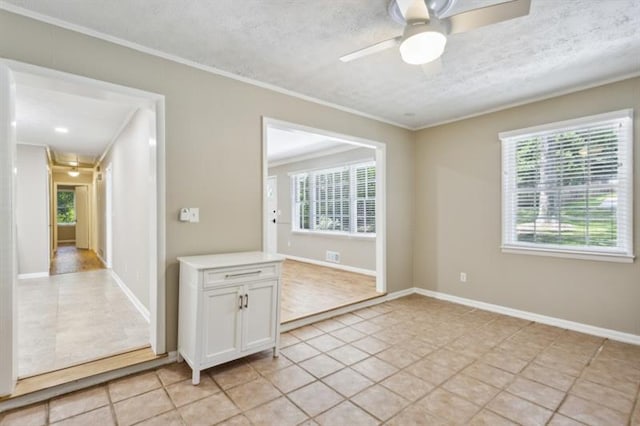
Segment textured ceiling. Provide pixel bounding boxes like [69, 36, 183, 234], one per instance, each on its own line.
[3, 0, 639, 128]
[267, 127, 359, 164]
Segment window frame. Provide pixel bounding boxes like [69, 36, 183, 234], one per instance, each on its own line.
[56, 188, 77, 225]
[291, 161, 376, 238]
[499, 109, 634, 263]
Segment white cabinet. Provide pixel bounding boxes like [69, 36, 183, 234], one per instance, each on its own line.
[177, 252, 284, 385]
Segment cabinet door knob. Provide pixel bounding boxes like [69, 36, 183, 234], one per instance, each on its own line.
[244, 294, 249, 309]
[238, 295, 243, 310]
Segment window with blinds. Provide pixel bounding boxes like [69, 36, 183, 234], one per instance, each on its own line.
[292, 161, 376, 236]
[500, 109, 633, 261]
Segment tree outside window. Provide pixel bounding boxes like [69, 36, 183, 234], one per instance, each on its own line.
[57, 189, 76, 224]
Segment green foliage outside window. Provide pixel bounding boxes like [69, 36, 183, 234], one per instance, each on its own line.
[57, 190, 76, 224]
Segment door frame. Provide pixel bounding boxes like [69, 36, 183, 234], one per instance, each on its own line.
[52, 182, 91, 249]
[261, 117, 387, 293]
[0, 58, 167, 395]
[104, 163, 113, 268]
[265, 175, 278, 253]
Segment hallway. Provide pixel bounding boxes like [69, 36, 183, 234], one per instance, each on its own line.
[49, 244, 105, 275]
[18, 269, 150, 378]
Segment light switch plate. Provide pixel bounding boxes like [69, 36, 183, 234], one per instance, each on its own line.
[189, 208, 199, 223]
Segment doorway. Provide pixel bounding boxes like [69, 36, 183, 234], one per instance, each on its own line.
[262, 118, 387, 323]
[0, 60, 166, 396]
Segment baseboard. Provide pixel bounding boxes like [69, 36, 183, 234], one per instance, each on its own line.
[57, 240, 75, 244]
[282, 254, 376, 276]
[95, 251, 108, 268]
[415, 288, 640, 345]
[110, 270, 150, 323]
[280, 287, 409, 332]
[17, 272, 49, 280]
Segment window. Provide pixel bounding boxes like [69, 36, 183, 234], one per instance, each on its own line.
[57, 189, 76, 224]
[292, 162, 376, 236]
[500, 109, 633, 262]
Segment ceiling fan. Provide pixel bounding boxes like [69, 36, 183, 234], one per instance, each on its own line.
[340, 0, 531, 65]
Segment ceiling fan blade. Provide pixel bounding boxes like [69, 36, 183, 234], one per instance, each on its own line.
[340, 36, 402, 62]
[396, 0, 430, 22]
[447, 0, 531, 34]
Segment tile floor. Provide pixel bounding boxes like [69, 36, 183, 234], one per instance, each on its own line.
[2, 294, 640, 425]
[18, 269, 150, 377]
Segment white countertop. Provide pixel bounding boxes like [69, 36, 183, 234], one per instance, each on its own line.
[177, 251, 285, 269]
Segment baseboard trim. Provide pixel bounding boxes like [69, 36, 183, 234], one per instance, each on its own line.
[281, 287, 409, 332]
[57, 240, 75, 244]
[17, 272, 49, 280]
[110, 270, 150, 323]
[282, 254, 376, 276]
[415, 288, 640, 345]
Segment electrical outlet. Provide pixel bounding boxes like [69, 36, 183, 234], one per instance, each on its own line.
[326, 250, 340, 263]
[189, 208, 199, 223]
[460, 272, 467, 283]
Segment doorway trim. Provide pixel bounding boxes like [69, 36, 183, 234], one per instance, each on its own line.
[0, 58, 166, 396]
[261, 117, 387, 293]
[52, 182, 91, 251]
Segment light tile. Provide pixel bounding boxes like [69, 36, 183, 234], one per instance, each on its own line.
[386, 404, 452, 426]
[108, 371, 161, 402]
[313, 319, 346, 333]
[50, 406, 115, 426]
[547, 414, 586, 426]
[316, 401, 379, 426]
[352, 357, 398, 382]
[351, 384, 409, 421]
[442, 374, 499, 406]
[210, 362, 259, 390]
[0, 403, 46, 426]
[248, 351, 292, 374]
[463, 362, 515, 388]
[289, 325, 324, 341]
[49, 386, 109, 422]
[569, 378, 635, 414]
[287, 381, 343, 417]
[306, 334, 345, 352]
[375, 347, 421, 369]
[426, 348, 476, 371]
[521, 362, 575, 391]
[280, 342, 320, 363]
[351, 336, 389, 354]
[165, 375, 221, 407]
[134, 410, 184, 426]
[559, 394, 630, 425]
[327, 345, 369, 365]
[216, 415, 251, 426]
[488, 391, 553, 426]
[468, 410, 517, 426]
[417, 388, 480, 424]
[405, 358, 457, 386]
[226, 377, 281, 411]
[299, 354, 345, 378]
[178, 393, 240, 426]
[381, 371, 434, 401]
[330, 327, 366, 343]
[113, 388, 173, 426]
[265, 364, 315, 393]
[156, 362, 193, 386]
[322, 367, 374, 397]
[506, 377, 565, 410]
[244, 397, 307, 426]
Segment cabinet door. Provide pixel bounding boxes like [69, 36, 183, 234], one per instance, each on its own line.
[202, 286, 243, 363]
[242, 280, 278, 351]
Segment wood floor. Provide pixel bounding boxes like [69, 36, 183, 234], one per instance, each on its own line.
[280, 259, 381, 323]
[50, 243, 105, 275]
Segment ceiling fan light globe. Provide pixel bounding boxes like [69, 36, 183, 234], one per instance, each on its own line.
[68, 170, 80, 177]
[399, 30, 447, 65]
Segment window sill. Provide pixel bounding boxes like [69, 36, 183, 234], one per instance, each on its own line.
[501, 245, 635, 263]
[292, 230, 376, 240]
[57, 223, 76, 226]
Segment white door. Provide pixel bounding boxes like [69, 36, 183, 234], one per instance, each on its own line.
[242, 280, 277, 351]
[266, 176, 277, 253]
[202, 286, 243, 363]
[75, 186, 89, 249]
[0, 64, 17, 396]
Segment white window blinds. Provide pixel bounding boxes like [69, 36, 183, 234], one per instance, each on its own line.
[500, 109, 633, 261]
[292, 161, 376, 236]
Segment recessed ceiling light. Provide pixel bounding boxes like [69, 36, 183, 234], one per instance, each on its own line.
[54, 127, 68, 133]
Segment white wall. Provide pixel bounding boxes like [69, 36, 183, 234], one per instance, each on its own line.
[97, 108, 151, 309]
[16, 144, 49, 275]
[268, 147, 376, 271]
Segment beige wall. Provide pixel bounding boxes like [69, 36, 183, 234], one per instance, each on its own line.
[0, 10, 415, 350]
[268, 147, 376, 271]
[414, 77, 640, 335]
[57, 224, 75, 242]
[97, 109, 152, 309]
[16, 144, 49, 275]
